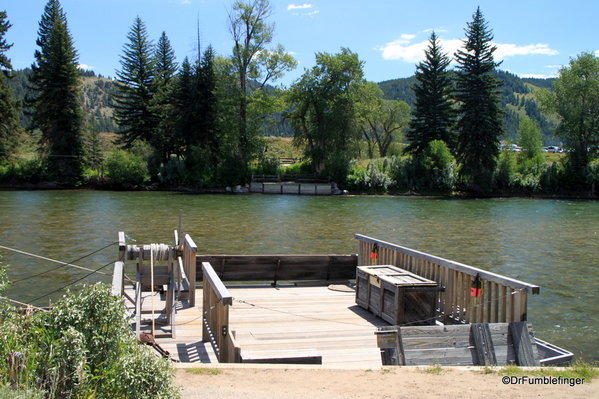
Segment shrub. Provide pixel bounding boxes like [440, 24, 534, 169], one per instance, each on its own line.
[158, 157, 186, 187]
[347, 161, 394, 192]
[0, 158, 45, 183]
[389, 141, 456, 192]
[105, 149, 150, 189]
[0, 283, 180, 398]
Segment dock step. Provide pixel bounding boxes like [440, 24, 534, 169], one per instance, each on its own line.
[241, 349, 322, 365]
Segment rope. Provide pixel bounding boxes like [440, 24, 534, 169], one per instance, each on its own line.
[0, 295, 50, 312]
[0, 244, 120, 281]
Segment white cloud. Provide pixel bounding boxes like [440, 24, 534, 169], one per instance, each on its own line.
[377, 34, 559, 66]
[376, 35, 461, 63]
[519, 73, 557, 79]
[79, 63, 95, 70]
[287, 4, 313, 10]
[494, 43, 558, 60]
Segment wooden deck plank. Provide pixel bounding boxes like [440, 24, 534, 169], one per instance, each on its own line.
[124, 284, 387, 366]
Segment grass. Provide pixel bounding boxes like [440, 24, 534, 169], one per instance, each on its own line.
[420, 363, 445, 375]
[185, 367, 223, 376]
[477, 360, 599, 382]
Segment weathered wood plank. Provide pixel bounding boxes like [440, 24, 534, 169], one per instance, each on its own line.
[510, 321, 539, 366]
[471, 323, 497, 366]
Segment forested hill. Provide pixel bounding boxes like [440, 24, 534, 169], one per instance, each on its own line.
[8, 67, 556, 143]
[378, 70, 558, 143]
[8, 68, 119, 133]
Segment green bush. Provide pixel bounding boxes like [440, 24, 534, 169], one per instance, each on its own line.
[183, 146, 216, 188]
[0, 158, 45, 183]
[389, 141, 456, 192]
[158, 157, 186, 187]
[0, 283, 180, 398]
[105, 149, 150, 189]
[347, 161, 394, 193]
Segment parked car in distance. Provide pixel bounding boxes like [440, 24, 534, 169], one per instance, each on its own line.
[545, 146, 561, 153]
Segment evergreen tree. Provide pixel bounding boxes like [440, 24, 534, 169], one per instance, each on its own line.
[196, 45, 220, 163]
[113, 17, 157, 147]
[150, 31, 177, 163]
[28, 0, 85, 183]
[454, 8, 504, 190]
[406, 32, 456, 155]
[0, 10, 22, 162]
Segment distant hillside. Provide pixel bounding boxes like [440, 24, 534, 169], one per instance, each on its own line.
[377, 70, 559, 145]
[7, 68, 120, 134]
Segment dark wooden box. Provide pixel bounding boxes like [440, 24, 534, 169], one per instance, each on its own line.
[355, 265, 443, 326]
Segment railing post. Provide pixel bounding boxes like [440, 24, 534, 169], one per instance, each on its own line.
[184, 234, 197, 307]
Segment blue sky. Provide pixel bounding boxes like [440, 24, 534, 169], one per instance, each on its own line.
[3, 0, 598, 86]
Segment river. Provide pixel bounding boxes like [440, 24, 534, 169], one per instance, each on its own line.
[0, 190, 597, 361]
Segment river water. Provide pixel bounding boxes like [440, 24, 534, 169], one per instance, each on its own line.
[0, 190, 597, 361]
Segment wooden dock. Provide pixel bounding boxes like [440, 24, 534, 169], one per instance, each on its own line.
[114, 232, 561, 368]
[126, 284, 388, 367]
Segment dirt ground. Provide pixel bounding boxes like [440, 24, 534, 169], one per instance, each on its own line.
[174, 364, 594, 399]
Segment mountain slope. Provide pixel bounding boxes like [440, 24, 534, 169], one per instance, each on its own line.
[377, 70, 558, 144]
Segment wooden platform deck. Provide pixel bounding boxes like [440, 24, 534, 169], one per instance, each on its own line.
[126, 284, 389, 367]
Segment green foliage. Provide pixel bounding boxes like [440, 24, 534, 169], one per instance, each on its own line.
[389, 140, 456, 192]
[287, 48, 364, 181]
[105, 148, 150, 189]
[0, 11, 22, 163]
[113, 17, 157, 147]
[28, 0, 86, 184]
[0, 158, 45, 183]
[357, 82, 410, 158]
[406, 32, 456, 155]
[347, 159, 394, 193]
[537, 52, 599, 191]
[495, 150, 517, 190]
[0, 283, 180, 398]
[280, 161, 313, 175]
[454, 7, 504, 191]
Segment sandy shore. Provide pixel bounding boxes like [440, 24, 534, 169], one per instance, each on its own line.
[174, 364, 594, 399]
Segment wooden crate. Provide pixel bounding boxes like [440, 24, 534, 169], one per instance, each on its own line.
[356, 265, 443, 326]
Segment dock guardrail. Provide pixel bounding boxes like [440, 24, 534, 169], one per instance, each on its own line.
[355, 234, 540, 324]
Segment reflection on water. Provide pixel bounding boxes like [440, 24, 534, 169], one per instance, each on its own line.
[0, 190, 597, 361]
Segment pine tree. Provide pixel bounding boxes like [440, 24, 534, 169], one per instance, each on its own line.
[150, 31, 178, 163]
[28, 0, 85, 183]
[113, 17, 157, 147]
[0, 10, 22, 162]
[406, 32, 456, 155]
[454, 7, 504, 190]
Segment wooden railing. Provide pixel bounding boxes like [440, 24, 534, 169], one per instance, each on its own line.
[201, 262, 241, 363]
[355, 234, 540, 324]
[182, 234, 197, 307]
[195, 254, 357, 284]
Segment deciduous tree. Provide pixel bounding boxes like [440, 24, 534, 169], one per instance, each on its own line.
[357, 82, 410, 158]
[537, 52, 599, 189]
[287, 48, 364, 182]
[227, 0, 296, 173]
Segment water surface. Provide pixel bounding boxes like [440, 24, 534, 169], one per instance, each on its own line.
[0, 190, 597, 361]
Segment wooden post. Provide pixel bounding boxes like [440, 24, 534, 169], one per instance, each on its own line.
[184, 234, 197, 307]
